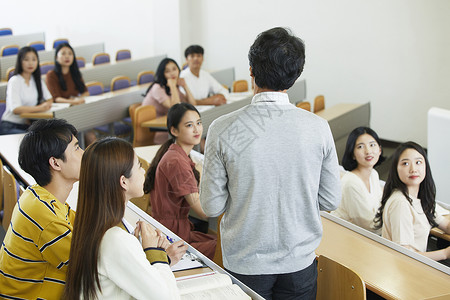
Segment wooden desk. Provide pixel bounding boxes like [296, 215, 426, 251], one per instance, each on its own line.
[318, 214, 450, 299]
[431, 215, 450, 242]
[141, 115, 167, 131]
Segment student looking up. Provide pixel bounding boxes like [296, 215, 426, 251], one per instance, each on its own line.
[64, 137, 181, 300]
[0, 119, 82, 299]
[374, 142, 450, 261]
[332, 127, 385, 233]
[144, 103, 216, 259]
[0, 47, 52, 135]
[180, 45, 228, 106]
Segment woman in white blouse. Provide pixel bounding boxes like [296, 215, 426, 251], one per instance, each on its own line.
[332, 127, 385, 233]
[64, 138, 181, 300]
[374, 142, 450, 261]
[0, 47, 52, 135]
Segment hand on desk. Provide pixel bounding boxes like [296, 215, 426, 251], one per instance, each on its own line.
[154, 228, 188, 266]
[37, 99, 53, 111]
[134, 221, 159, 248]
[71, 97, 85, 105]
[212, 94, 226, 106]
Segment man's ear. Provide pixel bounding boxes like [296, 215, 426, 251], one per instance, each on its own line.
[48, 157, 62, 172]
[249, 66, 254, 78]
[119, 175, 128, 191]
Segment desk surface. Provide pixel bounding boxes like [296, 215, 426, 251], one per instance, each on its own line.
[315, 102, 361, 120]
[317, 215, 450, 300]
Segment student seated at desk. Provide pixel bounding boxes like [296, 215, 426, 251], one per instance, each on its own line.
[331, 127, 385, 233]
[144, 103, 216, 260]
[374, 142, 450, 261]
[142, 58, 197, 144]
[180, 45, 228, 106]
[45, 43, 88, 105]
[0, 47, 52, 135]
[0, 119, 82, 299]
[64, 138, 180, 300]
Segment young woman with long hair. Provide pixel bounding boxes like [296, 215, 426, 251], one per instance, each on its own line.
[144, 103, 216, 259]
[64, 138, 181, 299]
[142, 58, 197, 144]
[374, 141, 450, 261]
[0, 47, 52, 134]
[331, 127, 385, 233]
[45, 42, 88, 105]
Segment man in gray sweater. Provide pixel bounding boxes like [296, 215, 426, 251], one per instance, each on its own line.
[200, 27, 341, 299]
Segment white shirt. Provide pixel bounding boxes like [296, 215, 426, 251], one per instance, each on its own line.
[382, 190, 444, 252]
[331, 169, 382, 233]
[3, 74, 51, 124]
[180, 68, 229, 100]
[92, 226, 179, 300]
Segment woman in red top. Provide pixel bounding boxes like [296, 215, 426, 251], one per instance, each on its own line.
[144, 103, 216, 259]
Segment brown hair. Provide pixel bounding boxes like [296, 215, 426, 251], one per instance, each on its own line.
[64, 137, 134, 300]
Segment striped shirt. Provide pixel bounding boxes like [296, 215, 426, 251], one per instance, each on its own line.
[0, 185, 75, 299]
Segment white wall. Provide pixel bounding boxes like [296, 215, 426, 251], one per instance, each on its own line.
[3, 0, 450, 145]
[179, 0, 450, 146]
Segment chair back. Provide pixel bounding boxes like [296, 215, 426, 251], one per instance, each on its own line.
[111, 75, 131, 91]
[39, 61, 55, 75]
[116, 49, 131, 61]
[6, 67, 15, 81]
[232, 80, 248, 93]
[0, 28, 13, 36]
[133, 105, 156, 147]
[0, 100, 6, 119]
[314, 95, 325, 113]
[85, 81, 104, 96]
[212, 213, 224, 268]
[92, 52, 110, 65]
[28, 41, 45, 52]
[2, 167, 18, 230]
[1, 45, 19, 57]
[137, 71, 155, 85]
[296, 101, 311, 111]
[76, 57, 86, 68]
[316, 255, 366, 300]
[53, 38, 69, 49]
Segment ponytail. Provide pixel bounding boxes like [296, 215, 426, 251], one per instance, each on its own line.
[144, 138, 174, 193]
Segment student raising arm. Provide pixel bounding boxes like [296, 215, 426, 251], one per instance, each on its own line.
[374, 142, 450, 261]
[0, 47, 52, 134]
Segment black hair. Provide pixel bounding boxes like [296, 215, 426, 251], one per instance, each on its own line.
[248, 27, 305, 91]
[342, 127, 386, 171]
[19, 119, 78, 186]
[144, 58, 180, 97]
[184, 45, 204, 58]
[144, 103, 200, 193]
[374, 142, 438, 229]
[54, 43, 86, 94]
[14, 46, 44, 104]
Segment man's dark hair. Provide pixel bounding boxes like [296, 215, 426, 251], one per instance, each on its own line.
[184, 45, 204, 58]
[19, 119, 78, 186]
[248, 27, 305, 90]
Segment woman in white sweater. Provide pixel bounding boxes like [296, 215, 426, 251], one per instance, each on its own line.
[332, 127, 385, 233]
[64, 138, 181, 300]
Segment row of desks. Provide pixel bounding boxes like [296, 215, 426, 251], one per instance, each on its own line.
[1, 102, 450, 299]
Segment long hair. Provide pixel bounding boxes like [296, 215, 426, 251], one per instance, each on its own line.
[64, 138, 135, 300]
[341, 126, 385, 171]
[374, 141, 437, 229]
[144, 103, 200, 193]
[54, 43, 86, 94]
[144, 58, 180, 97]
[14, 46, 44, 103]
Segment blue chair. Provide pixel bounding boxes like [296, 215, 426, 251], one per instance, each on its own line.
[137, 71, 155, 85]
[116, 49, 131, 61]
[40, 62, 55, 75]
[85, 81, 104, 96]
[92, 52, 110, 65]
[0, 45, 19, 57]
[76, 57, 86, 68]
[111, 76, 131, 91]
[28, 41, 45, 52]
[6, 67, 15, 81]
[0, 101, 6, 119]
[53, 38, 69, 49]
[0, 28, 12, 36]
